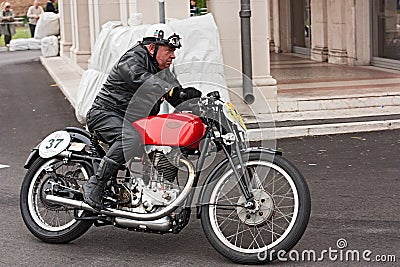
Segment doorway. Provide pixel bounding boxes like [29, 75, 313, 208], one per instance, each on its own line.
[291, 0, 311, 55]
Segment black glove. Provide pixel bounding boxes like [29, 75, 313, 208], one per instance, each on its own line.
[181, 87, 202, 100]
[166, 86, 202, 107]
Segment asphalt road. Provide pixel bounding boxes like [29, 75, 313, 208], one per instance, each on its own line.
[0, 51, 399, 266]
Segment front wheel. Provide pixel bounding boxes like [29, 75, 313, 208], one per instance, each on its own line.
[200, 152, 311, 264]
[20, 157, 93, 243]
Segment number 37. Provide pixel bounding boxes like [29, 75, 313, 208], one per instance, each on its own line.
[45, 138, 64, 149]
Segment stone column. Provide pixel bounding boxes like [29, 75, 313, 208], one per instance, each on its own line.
[119, 0, 129, 25]
[271, 0, 291, 53]
[128, 0, 138, 14]
[70, 0, 92, 70]
[268, 0, 275, 52]
[311, 0, 328, 61]
[59, 0, 73, 59]
[271, 0, 281, 53]
[353, 0, 370, 65]
[206, 0, 277, 114]
[327, 0, 348, 64]
[88, 0, 121, 49]
[69, 0, 77, 60]
[345, 0, 356, 65]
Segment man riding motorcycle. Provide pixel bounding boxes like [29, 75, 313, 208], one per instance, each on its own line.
[83, 24, 202, 210]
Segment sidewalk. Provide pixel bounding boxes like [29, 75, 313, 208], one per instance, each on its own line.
[40, 53, 400, 140]
[40, 56, 82, 107]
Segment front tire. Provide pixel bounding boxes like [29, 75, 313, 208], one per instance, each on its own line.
[200, 152, 311, 264]
[20, 157, 93, 243]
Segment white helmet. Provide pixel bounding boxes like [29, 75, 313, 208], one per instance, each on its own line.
[142, 23, 182, 49]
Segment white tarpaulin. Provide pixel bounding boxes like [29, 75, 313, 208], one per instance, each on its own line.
[9, 38, 46, 51]
[9, 39, 29, 51]
[41, 35, 59, 57]
[27, 38, 42, 50]
[88, 21, 149, 74]
[87, 21, 122, 73]
[35, 12, 60, 39]
[169, 14, 229, 101]
[76, 22, 150, 123]
[75, 69, 109, 121]
[75, 14, 228, 124]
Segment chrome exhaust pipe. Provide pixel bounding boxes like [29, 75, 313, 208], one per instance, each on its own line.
[46, 158, 195, 221]
[114, 216, 171, 232]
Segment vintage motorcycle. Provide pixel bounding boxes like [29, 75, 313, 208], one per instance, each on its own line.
[20, 91, 310, 264]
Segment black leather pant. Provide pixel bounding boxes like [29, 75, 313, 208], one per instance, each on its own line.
[86, 107, 142, 164]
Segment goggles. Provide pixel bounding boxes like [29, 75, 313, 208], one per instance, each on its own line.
[143, 34, 182, 49]
[165, 34, 182, 49]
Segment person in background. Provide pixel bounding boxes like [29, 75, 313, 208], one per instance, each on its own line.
[0, 2, 3, 40]
[0, 2, 15, 47]
[27, 0, 44, 38]
[46, 0, 57, 13]
[190, 0, 199, 16]
[190, 0, 197, 9]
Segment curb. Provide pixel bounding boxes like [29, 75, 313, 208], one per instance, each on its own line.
[40, 56, 79, 108]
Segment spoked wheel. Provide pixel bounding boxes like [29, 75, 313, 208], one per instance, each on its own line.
[200, 152, 311, 264]
[20, 157, 93, 243]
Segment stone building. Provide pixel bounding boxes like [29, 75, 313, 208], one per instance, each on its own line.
[57, 0, 400, 114]
[271, 0, 400, 70]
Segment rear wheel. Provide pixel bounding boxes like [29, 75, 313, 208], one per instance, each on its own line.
[200, 152, 311, 264]
[20, 157, 93, 243]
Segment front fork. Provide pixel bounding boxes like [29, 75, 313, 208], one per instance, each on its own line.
[190, 129, 255, 215]
[221, 142, 255, 208]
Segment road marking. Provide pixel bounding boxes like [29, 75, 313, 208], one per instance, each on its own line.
[0, 164, 10, 169]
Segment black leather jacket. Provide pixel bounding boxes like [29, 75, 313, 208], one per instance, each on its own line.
[91, 42, 180, 122]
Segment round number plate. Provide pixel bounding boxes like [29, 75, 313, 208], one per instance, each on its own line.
[39, 131, 71, 158]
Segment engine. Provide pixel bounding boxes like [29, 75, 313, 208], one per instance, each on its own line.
[147, 147, 180, 183]
[116, 146, 181, 213]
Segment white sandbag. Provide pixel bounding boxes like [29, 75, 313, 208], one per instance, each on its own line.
[27, 38, 41, 50]
[9, 39, 29, 51]
[34, 12, 60, 39]
[41, 36, 59, 57]
[75, 69, 108, 124]
[169, 14, 229, 101]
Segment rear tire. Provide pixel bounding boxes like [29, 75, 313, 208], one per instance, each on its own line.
[20, 157, 93, 243]
[200, 152, 311, 264]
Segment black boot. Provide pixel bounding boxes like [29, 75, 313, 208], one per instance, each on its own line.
[83, 156, 121, 210]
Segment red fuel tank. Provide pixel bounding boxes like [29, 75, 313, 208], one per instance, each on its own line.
[132, 113, 206, 149]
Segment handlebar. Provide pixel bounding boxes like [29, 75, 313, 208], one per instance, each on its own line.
[179, 90, 221, 101]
